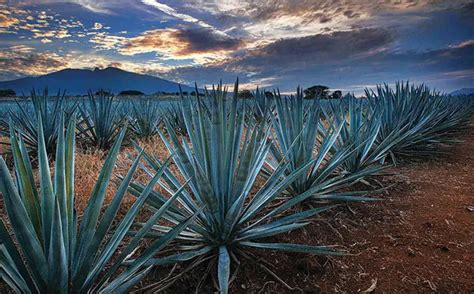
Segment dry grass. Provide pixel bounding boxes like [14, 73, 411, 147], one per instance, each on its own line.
[73, 135, 174, 215]
[74, 149, 122, 213]
[0, 136, 9, 156]
[0, 132, 183, 216]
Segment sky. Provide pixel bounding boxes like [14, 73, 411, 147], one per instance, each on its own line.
[0, 0, 473, 93]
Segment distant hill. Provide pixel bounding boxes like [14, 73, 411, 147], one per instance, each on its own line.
[450, 88, 474, 96]
[0, 67, 194, 95]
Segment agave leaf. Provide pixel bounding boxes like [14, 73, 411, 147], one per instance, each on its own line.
[37, 111, 55, 256]
[46, 200, 68, 293]
[99, 213, 198, 293]
[0, 248, 31, 293]
[218, 246, 231, 294]
[74, 152, 144, 288]
[240, 242, 344, 256]
[0, 221, 36, 291]
[138, 246, 212, 266]
[0, 157, 48, 289]
[81, 155, 173, 290]
[9, 126, 41, 237]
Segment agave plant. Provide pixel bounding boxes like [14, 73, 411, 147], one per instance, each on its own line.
[0, 114, 196, 293]
[77, 90, 125, 150]
[162, 102, 187, 134]
[324, 95, 396, 175]
[267, 89, 379, 200]
[2, 88, 70, 155]
[128, 98, 162, 139]
[366, 82, 472, 162]
[128, 82, 343, 293]
[251, 87, 274, 123]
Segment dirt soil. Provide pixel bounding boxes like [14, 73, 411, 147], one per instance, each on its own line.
[157, 130, 474, 293]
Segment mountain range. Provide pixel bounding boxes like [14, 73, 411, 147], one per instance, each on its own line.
[450, 88, 474, 96]
[0, 67, 194, 95]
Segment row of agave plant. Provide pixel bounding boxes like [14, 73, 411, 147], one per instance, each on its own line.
[0, 89, 186, 154]
[0, 81, 473, 293]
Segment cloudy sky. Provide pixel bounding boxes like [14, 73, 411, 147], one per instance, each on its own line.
[0, 0, 473, 93]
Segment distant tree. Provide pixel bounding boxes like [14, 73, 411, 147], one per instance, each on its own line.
[238, 89, 254, 99]
[118, 90, 144, 96]
[304, 85, 329, 99]
[331, 90, 342, 99]
[95, 89, 112, 96]
[0, 89, 16, 97]
[264, 91, 274, 99]
[190, 91, 196, 96]
[175, 92, 179, 96]
[182, 91, 188, 96]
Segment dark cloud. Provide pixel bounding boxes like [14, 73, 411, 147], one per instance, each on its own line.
[169, 29, 473, 92]
[174, 26, 243, 54]
[343, 10, 360, 19]
[244, 28, 393, 66]
[118, 26, 243, 58]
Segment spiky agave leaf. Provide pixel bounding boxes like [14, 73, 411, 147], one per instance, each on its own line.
[129, 81, 344, 293]
[2, 88, 73, 155]
[248, 87, 274, 123]
[128, 98, 162, 138]
[366, 81, 473, 162]
[0, 112, 196, 293]
[266, 88, 379, 201]
[77, 90, 125, 150]
[162, 102, 187, 135]
[324, 95, 394, 174]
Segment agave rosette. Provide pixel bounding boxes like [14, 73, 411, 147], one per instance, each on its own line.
[266, 88, 379, 200]
[324, 95, 398, 175]
[0, 114, 195, 293]
[77, 90, 125, 150]
[127, 98, 162, 139]
[128, 82, 342, 293]
[2, 89, 75, 155]
[366, 82, 472, 162]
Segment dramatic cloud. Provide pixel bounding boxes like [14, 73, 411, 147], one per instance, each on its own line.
[89, 32, 126, 50]
[0, 0, 472, 92]
[0, 46, 68, 78]
[236, 28, 394, 70]
[120, 27, 242, 57]
[0, 5, 89, 40]
[168, 30, 474, 92]
[178, 0, 471, 40]
[89, 26, 243, 64]
[0, 12, 20, 28]
[32, 28, 71, 39]
[141, 0, 218, 31]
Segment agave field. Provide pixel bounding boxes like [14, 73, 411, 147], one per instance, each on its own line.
[0, 81, 473, 293]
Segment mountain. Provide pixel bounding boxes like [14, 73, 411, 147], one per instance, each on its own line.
[450, 88, 474, 96]
[0, 67, 194, 95]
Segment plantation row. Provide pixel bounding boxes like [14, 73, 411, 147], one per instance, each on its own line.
[0, 82, 472, 293]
